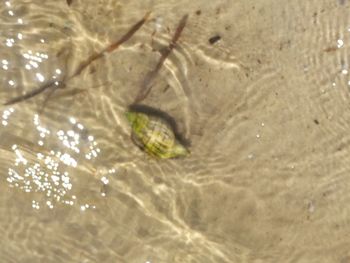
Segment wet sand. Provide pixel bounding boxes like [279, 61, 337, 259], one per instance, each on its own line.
[0, 0, 350, 262]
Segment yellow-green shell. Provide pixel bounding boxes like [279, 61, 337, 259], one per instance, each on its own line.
[125, 111, 189, 159]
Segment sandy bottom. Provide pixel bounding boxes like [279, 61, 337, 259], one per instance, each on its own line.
[0, 0, 350, 262]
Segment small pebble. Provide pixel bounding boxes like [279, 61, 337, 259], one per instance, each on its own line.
[209, 35, 221, 45]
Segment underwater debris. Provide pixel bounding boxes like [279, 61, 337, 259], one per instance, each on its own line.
[133, 14, 188, 104]
[208, 35, 221, 45]
[127, 14, 190, 158]
[3, 12, 151, 106]
[3, 11, 190, 159]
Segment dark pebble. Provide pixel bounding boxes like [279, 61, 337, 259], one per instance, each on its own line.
[209, 35, 221, 45]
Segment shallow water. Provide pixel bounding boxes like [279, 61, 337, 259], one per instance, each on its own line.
[1, 0, 350, 262]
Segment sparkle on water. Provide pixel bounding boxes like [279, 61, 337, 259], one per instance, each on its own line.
[3, 113, 104, 210]
[1, 1, 62, 92]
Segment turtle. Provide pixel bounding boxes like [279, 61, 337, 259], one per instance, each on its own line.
[125, 108, 190, 159]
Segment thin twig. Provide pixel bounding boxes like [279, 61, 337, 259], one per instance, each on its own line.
[3, 80, 62, 106]
[133, 14, 188, 104]
[3, 12, 151, 106]
[71, 11, 151, 79]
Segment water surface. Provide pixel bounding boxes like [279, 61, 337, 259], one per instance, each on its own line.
[1, 0, 350, 262]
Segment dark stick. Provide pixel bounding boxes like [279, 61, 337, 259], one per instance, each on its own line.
[71, 11, 151, 79]
[3, 80, 62, 106]
[133, 14, 188, 104]
[104, 12, 151, 54]
[3, 12, 151, 106]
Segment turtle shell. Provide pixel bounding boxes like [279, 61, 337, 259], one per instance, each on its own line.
[126, 111, 189, 159]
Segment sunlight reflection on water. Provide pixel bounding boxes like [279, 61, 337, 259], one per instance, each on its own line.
[3, 112, 104, 210]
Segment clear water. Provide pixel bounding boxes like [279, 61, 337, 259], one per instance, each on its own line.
[1, 0, 350, 262]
